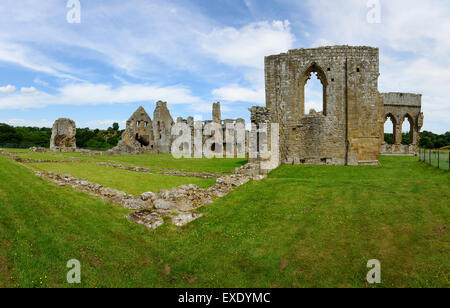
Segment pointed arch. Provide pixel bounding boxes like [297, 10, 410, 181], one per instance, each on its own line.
[401, 113, 415, 145]
[384, 113, 397, 145]
[300, 62, 328, 116]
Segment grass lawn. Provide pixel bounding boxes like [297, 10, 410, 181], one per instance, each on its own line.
[57, 152, 248, 173]
[0, 154, 448, 288]
[14, 152, 71, 162]
[28, 162, 216, 195]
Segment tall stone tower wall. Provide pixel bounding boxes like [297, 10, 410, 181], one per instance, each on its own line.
[264, 46, 382, 166]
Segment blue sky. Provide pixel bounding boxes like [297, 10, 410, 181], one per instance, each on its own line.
[0, 0, 449, 133]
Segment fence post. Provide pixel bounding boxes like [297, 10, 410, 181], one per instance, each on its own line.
[429, 149, 431, 164]
[438, 151, 440, 169]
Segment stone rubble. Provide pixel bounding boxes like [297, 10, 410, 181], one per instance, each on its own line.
[95, 161, 222, 179]
[0, 149, 71, 163]
[33, 161, 266, 230]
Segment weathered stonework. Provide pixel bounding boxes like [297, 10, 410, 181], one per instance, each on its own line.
[213, 102, 221, 123]
[250, 45, 423, 169]
[50, 118, 77, 152]
[153, 101, 174, 154]
[380, 92, 423, 155]
[108, 101, 246, 156]
[106, 106, 155, 155]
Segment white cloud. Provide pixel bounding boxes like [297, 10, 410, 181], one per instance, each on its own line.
[0, 82, 203, 110]
[302, 0, 450, 133]
[212, 85, 265, 104]
[0, 118, 53, 127]
[85, 120, 127, 129]
[21, 86, 37, 93]
[0, 85, 16, 93]
[201, 20, 295, 68]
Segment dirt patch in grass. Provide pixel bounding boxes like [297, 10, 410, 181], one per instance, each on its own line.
[0, 240, 12, 286]
[433, 225, 448, 236]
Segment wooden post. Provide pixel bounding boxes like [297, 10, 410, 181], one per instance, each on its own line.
[438, 151, 440, 169]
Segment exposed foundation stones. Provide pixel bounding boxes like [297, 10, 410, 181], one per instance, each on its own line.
[31, 160, 265, 230]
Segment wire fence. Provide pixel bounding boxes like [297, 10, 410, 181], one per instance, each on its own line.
[419, 148, 450, 171]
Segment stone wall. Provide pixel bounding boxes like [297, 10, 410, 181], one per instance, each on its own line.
[249, 45, 423, 168]
[50, 118, 77, 152]
[153, 101, 174, 154]
[380, 92, 423, 155]
[259, 46, 383, 166]
[108, 101, 246, 156]
[107, 106, 155, 155]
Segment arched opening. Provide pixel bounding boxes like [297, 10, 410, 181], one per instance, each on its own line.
[301, 64, 327, 116]
[135, 133, 150, 147]
[401, 114, 414, 145]
[384, 114, 396, 145]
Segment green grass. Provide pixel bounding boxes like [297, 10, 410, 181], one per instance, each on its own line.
[420, 151, 450, 171]
[57, 152, 247, 173]
[29, 162, 216, 196]
[0, 148, 30, 153]
[0, 155, 448, 288]
[14, 152, 71, 162]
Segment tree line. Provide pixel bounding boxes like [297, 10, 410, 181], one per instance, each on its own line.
[0, 123, 123, 150]
[384, 131, 450, 149]
[1, 122, 448, 150]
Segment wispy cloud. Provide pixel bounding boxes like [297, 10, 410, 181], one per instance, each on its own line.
[0, 82, 203, 110]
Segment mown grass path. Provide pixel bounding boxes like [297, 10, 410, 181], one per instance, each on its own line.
[0, 154, 448, 287]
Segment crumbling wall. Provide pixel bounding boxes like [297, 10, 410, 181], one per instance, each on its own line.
[380, 92, 423, 155]
[106, 106, 155, 155]
[153, 101, 174, 154]
[50, 118, 77, 152]
[261, 46, 382, 166]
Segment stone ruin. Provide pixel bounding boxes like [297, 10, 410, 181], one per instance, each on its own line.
[107, 101, 246, 155]
[380, 93, 424, 155]
[106, 106, 155, 155]
[50, 118, 77, 152]
[249, 45, 423, 171]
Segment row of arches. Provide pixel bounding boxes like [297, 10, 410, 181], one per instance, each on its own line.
[384, 113, 416, 145]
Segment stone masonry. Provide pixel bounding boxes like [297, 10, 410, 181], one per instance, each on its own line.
[106, 106, 155, 155]
[108, 101, 246, 155]
[250, 45, 423, 169]
[380, 92, 423, 155]
[50, 118, 77, 152]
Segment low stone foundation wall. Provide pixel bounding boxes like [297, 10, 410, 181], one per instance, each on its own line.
[34, 162, 265, 230]
[380, 144, 418, 156]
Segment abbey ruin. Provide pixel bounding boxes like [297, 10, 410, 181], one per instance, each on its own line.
[49, 46, 424, 169]
[250, 46, 423, 169]
[107, 100, 246, 155]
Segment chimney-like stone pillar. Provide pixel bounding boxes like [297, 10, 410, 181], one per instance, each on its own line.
[213, 102, 221, 124]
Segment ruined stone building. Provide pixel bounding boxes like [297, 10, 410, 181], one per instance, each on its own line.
[380, 93, 423, 155]
[107, 106, 155, 154]
[250, 45, 423, 170]
[108, 101, 246, 155]
[50, 118, 77, 152]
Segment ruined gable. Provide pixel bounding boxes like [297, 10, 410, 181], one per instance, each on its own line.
[106, 106, 155, 155]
